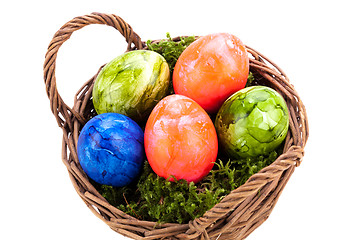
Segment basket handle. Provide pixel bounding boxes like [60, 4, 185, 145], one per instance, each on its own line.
[43, 12, 144, 128]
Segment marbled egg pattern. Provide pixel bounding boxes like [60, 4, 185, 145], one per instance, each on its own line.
[144, 95, 218, 183]
[215, 86, 289, 158]
[93, 50, 170, 122]
[77, 113, 144, 187]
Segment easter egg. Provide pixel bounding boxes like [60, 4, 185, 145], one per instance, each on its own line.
[77, 113, 145, 187]
[93, 50, 170, 122]
[144, 94, 218, 183]
[173, 33, 249, 113]
[215, 86, 289, 159]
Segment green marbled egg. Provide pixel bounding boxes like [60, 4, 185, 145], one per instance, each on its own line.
[215, 86, 289, 159]
[93, 50, 170, 122]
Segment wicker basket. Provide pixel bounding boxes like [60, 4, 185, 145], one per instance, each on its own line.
[43, 12, 309, 240]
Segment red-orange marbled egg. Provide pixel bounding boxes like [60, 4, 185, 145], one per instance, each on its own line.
[173, 33, 249, 113]
[144, 94, 218, 183]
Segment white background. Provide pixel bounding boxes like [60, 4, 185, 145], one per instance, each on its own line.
[1, 0, 359, 239]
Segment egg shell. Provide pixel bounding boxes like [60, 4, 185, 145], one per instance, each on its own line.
[173, 33, 249, 113]
[144, 94, 218, 183]
[77, 113, 144, 187]
[215, 86, 289, 158]
[92, 50, 170, 122]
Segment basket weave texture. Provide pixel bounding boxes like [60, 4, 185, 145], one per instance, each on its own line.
[43, 12, 309, 240]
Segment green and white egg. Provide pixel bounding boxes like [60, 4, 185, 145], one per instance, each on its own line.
[93, 50, 170, 122]
[215, 86, 290, 159]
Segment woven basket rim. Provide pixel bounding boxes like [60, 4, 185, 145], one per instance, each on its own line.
[43, 12, 309, 240]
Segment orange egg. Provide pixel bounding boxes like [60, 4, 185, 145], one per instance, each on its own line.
[173, 33, 249, 113]
[144, 94, 218, 183]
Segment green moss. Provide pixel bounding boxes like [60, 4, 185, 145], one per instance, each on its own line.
[147, 33, 196, 73]
[245, 72, 255, 87]
[96, 149, 279, 224]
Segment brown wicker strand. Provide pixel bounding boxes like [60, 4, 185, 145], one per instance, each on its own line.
[44, 13, 309, 240]
[43, 12, 143, 130]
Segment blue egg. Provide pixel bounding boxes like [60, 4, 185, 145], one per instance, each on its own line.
[77, 113, 144, 187]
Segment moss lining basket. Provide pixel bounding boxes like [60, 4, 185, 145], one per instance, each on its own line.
[43, 12, 309, 240]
